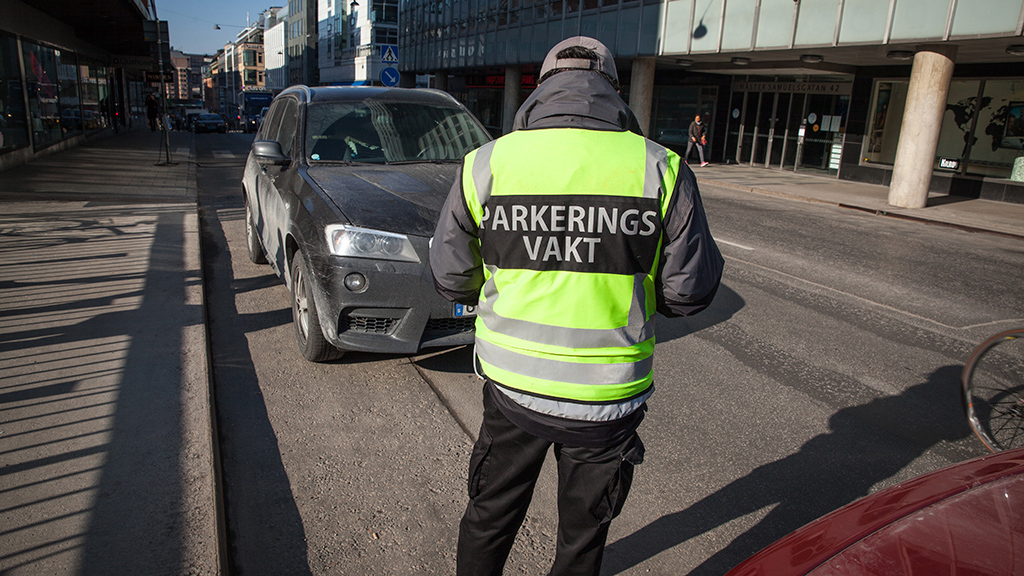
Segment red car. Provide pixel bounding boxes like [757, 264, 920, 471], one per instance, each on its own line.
[726, 447, 1024, 576]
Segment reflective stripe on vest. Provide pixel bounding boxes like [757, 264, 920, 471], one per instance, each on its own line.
[462, 128, 680, 419]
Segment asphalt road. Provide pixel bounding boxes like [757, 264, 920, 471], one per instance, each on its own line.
[194, 132, 1021, 575]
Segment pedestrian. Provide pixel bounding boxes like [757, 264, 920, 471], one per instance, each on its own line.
[430, 36, 724, 576]
[145, 93, 159, 132]
[686, 113, 709, 166]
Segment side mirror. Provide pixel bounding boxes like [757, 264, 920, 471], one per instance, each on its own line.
[252, 140, 291, 166]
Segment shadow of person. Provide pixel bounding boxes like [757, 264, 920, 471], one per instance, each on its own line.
[656, 282, 745, 344]
[602, 365, 977, 575]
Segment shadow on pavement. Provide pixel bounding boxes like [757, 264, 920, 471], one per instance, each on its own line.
[0, 205, 210, 574]
[602, 365, 973, 575]
[200, 199, 314, 575]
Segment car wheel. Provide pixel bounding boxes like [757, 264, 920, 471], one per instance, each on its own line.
[290, 251, 344, 362]
[244, 196, 267, 264]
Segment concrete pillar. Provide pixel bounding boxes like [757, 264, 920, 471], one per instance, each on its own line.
[434, 71, 449, 93]
[502, 65, 522, 135]
[628, 57, 656, 137]
[888, 45, 957, 209]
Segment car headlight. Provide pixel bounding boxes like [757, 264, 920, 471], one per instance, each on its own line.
[325, 224, 419, 263]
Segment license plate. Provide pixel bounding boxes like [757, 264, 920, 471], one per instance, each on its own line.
[454, 303, 477, 317]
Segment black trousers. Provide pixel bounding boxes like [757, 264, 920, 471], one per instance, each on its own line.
[457, 386, 644, 576]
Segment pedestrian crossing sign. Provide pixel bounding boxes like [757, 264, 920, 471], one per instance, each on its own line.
[381, 45, 399, 64]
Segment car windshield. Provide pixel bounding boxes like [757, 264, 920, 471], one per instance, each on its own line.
[199, 114, 222, 121]
[305, 99, 491, 164]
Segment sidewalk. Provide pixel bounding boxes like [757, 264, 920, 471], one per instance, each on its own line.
[0, 128, 220, 575]
[693, 162, 1024, 240]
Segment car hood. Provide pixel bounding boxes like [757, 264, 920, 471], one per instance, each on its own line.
[306, 163, 459, 237]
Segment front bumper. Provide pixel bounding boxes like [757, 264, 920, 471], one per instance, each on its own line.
[308, 249, 474, 355]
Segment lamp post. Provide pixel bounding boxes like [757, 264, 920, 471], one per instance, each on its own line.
[151, 0, 173, 165]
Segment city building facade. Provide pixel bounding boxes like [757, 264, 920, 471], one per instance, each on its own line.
[287, 0, 319, 85]
[399, 0, 1024, 205]
[318, 0, 400, 85]
[265, 7, 288, 91]
[0, 0, 154, 172]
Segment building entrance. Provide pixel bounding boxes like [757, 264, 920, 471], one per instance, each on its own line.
[724, 78, 852, 176]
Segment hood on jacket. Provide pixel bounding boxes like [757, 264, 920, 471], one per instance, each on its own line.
[511, 71, 644, 135]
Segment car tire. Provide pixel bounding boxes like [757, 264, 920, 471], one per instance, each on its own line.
[244, 195, 267, 264]
[290, 251, 344, 362]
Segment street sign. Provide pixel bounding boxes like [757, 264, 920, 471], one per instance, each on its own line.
[380, 66, 400, 87]
[381, 45, 399, 64]
[142, 20, 170, 43]
[111, 55, 156, 70]
[146, 71, 174, 83]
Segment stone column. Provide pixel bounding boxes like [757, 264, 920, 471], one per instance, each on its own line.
[888, 45, 957, 209]
[628, 57, 656, 137]
[502, 65, 522, 135]
[434, 71, 449, 93]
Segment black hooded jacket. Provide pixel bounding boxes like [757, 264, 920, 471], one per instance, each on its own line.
[432, 70, 723, 319]
[428, 70, 723, 445]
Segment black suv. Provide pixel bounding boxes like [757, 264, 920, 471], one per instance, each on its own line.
[242, 86, 492, 361]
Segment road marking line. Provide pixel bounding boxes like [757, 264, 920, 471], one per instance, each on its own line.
[718, 239, 754, 251]
[175, 147, 189, 156]
[212, 150, 234, 159]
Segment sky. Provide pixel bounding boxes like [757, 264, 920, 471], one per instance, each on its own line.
[156, 0, 279, 55]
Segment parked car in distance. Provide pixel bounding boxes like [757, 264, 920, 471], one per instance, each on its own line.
[241, 85, 492, 361]
[725, 447, 1024, 576]
[257, 106, 270, 129]
[194, 113, 227, 134]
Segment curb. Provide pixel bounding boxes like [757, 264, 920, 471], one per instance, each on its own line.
[191, 131, 231, 575]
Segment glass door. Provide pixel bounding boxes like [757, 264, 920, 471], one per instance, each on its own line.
[724, 91, 744, 164]
[752, 92, 776, 165]
[738, 92, 760, 164]
[796, 94, 849, 176]
[767, 92, 791, 167]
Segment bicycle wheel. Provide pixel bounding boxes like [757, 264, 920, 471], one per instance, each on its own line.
[962, 328, 1024, 452]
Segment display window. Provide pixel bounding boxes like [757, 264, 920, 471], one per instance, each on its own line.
[864, 77, 1024, 179]
[0, 33, 30, 153]
[80, 66, 110, 131]
[57, 51, 82, 136]
[22, 41, 63, 149]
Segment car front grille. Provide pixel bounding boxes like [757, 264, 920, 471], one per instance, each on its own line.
[345, 315, 397, 335]
[425, 317, 476, 335]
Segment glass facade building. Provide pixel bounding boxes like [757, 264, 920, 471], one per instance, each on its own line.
[1, 34, 116, 158]
[1, 0, 154, 172]
[399, 0, 1024, 203]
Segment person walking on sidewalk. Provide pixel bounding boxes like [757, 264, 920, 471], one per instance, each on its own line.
[146, 93, 159, 132]
[686, 113, 709, 166]
[430, 36, 724, 576]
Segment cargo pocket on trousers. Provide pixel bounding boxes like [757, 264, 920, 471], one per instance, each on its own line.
[466, 427, 493, 500]
[606, 435, 645, 523]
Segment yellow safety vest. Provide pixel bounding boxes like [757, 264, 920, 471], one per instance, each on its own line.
[461, 127, 681, 421]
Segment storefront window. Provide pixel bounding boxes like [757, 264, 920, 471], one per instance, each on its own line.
[57, 51, 82, 136]
[80, 66, 110, 131]
[23, 41, 62, 149]
[865, 78, 1020, 179]
[864, 80, 907, 165]
[936, 80, 982, 163]
[968, 80, 1024, 178]
[0, 33, 30, 153]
